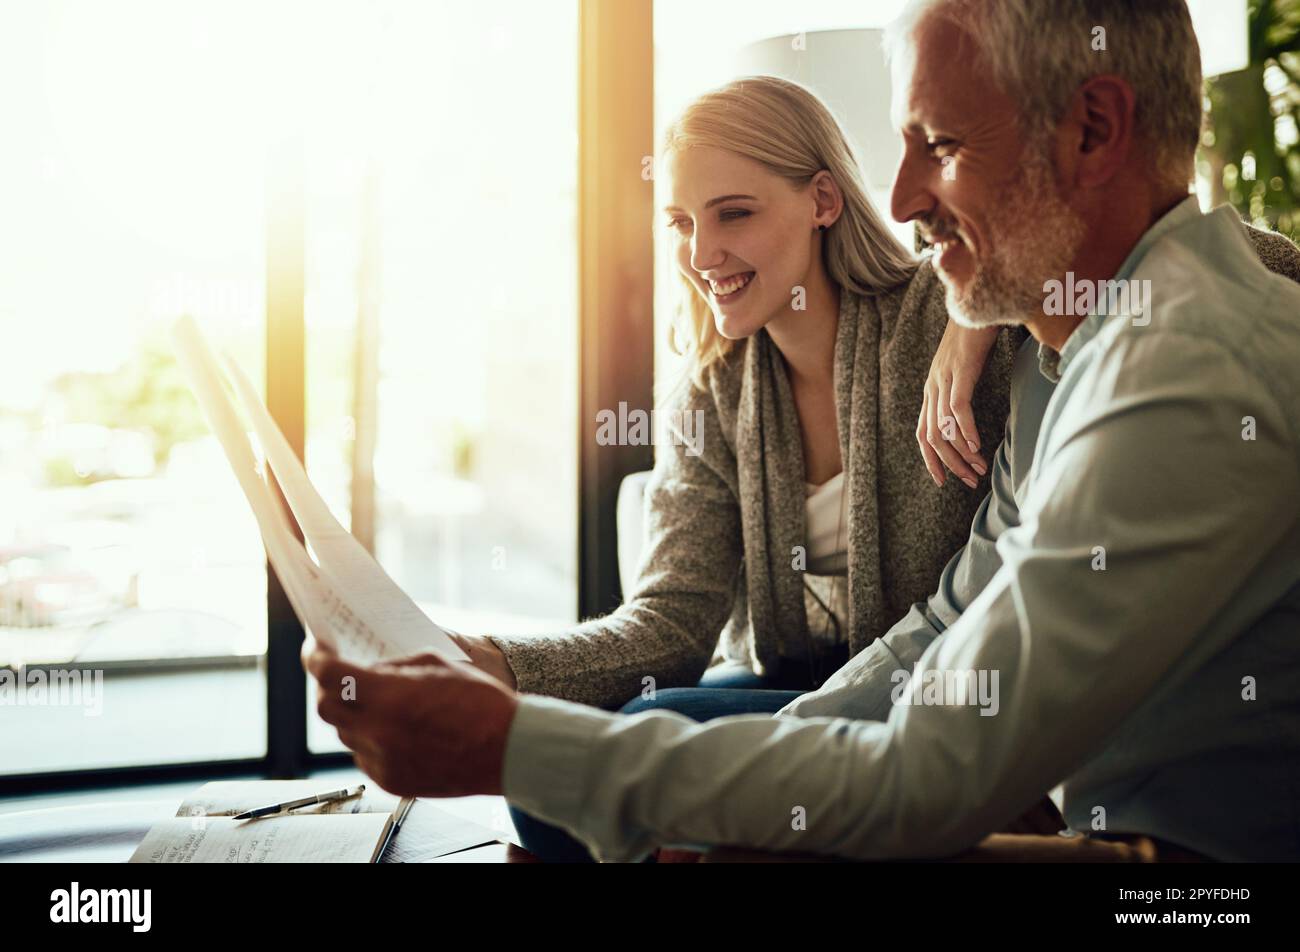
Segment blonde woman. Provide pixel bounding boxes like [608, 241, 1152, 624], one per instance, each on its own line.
[451, 76, 1021, 858]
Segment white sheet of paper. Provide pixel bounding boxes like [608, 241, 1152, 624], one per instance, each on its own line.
[380, 802, 501, 863]
[220, 349, 464, 661]
[129, 814, 390, 863]
[171, 316, 466, 663]
[172, 318, 347, 657]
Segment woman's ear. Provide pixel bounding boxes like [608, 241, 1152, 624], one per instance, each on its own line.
[810, 170, 844, 230]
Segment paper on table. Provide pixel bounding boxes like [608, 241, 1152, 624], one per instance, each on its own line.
[171, 316, 466, 664]
[129, 814, 391, 863]
[380, 802, 502, 863]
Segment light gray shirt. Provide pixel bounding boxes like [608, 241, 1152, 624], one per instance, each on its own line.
[502, 200, 1300, 861]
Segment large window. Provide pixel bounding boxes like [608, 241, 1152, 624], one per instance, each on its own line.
[1, 1, 271, 774]
[1, 0, 581, 781]
[299, 1, 580, 752]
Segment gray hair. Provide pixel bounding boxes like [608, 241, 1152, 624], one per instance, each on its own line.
[884, 0, 1203, 188]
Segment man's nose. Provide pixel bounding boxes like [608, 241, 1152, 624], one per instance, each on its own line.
[890, 149, 934, 226]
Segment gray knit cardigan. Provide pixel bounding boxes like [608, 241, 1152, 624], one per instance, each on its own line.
[491, 258, 1022, 709]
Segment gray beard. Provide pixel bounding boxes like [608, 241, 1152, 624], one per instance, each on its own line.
[941, 150, 1086, 329]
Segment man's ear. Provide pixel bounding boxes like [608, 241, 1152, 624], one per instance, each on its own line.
[810, 170, 845, 229]
[1064, 74, 1136, 188]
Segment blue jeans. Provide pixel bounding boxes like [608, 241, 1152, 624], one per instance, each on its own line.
[508, 659, 824, 863]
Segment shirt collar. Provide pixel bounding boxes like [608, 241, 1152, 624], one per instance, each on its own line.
[1035, 195, 1203, 383]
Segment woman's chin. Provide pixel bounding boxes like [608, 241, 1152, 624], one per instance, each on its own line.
[712, 309, 766, 341]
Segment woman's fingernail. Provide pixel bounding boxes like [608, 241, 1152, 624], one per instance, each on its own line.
[967, 441, 979, 454]
[972, 461, 987, 476]
[962, 476, 978, 489]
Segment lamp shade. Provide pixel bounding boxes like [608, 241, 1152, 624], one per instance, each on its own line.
[731, 29, 898, 192]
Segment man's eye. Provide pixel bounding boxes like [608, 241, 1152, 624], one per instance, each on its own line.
[926, 138, 958, 159]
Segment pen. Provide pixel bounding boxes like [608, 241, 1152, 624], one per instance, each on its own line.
[231, 784, 366, 820]
[374, 798, 415, 864]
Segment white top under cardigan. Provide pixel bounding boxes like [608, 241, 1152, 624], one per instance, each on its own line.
[805, 472, 848, 574]
[793, 472, 849, 654]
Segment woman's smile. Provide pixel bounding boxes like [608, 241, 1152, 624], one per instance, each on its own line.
[707, 270, 755, 307]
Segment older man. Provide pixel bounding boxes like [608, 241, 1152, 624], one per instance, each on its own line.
[308, 0, 1300, 862]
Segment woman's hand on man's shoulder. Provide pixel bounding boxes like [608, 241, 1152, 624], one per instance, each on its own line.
[917, 320, 998, 489]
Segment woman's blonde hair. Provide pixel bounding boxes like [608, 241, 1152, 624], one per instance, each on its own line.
[662, 75, 917, 389]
